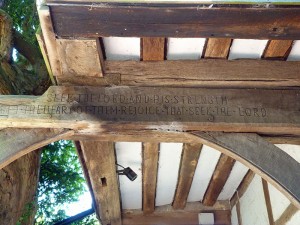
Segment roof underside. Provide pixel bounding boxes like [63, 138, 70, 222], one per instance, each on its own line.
[37, 1, 300, 224]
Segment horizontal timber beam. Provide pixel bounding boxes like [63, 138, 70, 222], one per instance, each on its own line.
[0, 86, 299, 135]
[59, 60, 300, 89]
[47, 3, 300, 39]
[71, 131, 300, 145]
[122, 202, 230, 225]
[191, 132, 300, 210]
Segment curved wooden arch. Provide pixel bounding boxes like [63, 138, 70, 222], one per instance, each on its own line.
[0, 128, 74, 169]
[191, 131, 300, 209]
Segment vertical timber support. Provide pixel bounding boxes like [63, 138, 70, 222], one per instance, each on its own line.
[142, 142, 159, 214]
[80, 141, 122, 225]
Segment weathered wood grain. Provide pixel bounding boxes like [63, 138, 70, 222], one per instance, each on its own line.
[0, 86, 299, 135]
[72, 131, 300, 145]
[56, 74, 121, 86]
[37, 6, 61, 76]
[172, 143, 202, 209]
[263, 40, 293, 59]
[0, 128, 73, 169]
[49, 4, 300, 39]
[202, 154, 235, 206]
[204, 38, 232, 59]
[80, 141, 121, 225]
[191, 132, 300, 209]
[142, 38, 165, 61]
[142, 142, 159, 214]
[56, 39, 103, 77]
[122, 209, 231, 225]
[36, 28, 56, 85]
[105, 60, 300, 88]
[230, 170, 255, 207]
[236, 200, 243, 225]
[262, 179, 275, 225]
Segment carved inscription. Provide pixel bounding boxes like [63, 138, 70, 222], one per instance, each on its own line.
[0, 87, 273, 123]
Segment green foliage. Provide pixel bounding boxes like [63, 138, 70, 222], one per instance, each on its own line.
[35, 141, 98, 225]
[17, 201, 36, 225]
[2, 0, 39, 45]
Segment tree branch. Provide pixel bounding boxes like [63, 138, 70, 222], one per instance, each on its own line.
[13, 29, 42, 65]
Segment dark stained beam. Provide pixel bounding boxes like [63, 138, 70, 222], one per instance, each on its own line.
[173, 143, 202, 209]
[49, 3, 300, 40]
[202, 154, 235, 206]
[142, 142, 159, 214]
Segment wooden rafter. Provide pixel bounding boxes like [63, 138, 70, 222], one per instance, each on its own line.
[79, 141, 122, 225]
[262, 179, 275, 225]
[191, 132, 300, 209]
[202, 154, 235, 206]
[141, 38, 165, 61]
[172, 143, 203, 209]
[47, 3, 300, 40]
[263, 40, 293, 60]
[230, 170, 255, 207]
[202, 37, 235, 207]
[275, 203, 299, 225]
[142, 142, 159, 214]
[204, 38, 232, 59]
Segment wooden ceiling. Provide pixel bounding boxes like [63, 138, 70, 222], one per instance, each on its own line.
[26, 1, 300, 224]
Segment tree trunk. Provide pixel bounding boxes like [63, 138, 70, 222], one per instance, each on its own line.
[0, 10, 49, 225]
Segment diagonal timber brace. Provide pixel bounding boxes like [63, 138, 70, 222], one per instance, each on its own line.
[190, 132, 300, 210]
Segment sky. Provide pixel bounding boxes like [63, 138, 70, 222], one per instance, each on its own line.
[65, 191, 93, 216]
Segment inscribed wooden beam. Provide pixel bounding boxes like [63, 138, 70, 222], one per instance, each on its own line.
[105, 60, 300, 88]
[202, 154, 235, 206]
[142, 143, 159, 214]
[0, 128, 73, 169]
[47, 3, 300, 40]
[79, 141, 122, 225]
[191, 132, 300, 209]
[0, 86, 299, 135]
[173, 143, 202, 209]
